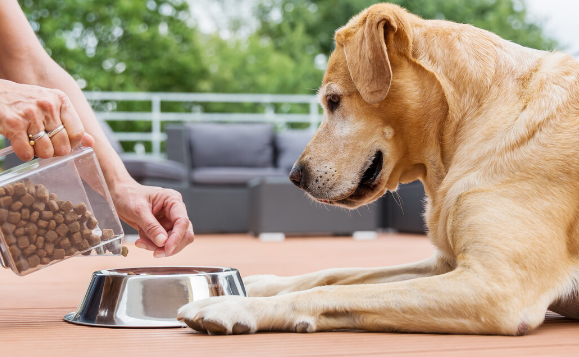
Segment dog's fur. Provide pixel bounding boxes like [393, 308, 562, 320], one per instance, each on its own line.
[178, 4, 579, 335]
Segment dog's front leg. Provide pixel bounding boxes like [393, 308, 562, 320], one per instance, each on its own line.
[178, 266, 545, 335]
[244, 254, 451, 297]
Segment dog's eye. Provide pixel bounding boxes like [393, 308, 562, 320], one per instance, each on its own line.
[326, 94, 340, 112]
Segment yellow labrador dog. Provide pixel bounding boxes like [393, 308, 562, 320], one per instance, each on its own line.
[178, 3, 579, 335]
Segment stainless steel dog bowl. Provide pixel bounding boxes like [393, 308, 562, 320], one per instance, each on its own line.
[64, 266, 246, 328]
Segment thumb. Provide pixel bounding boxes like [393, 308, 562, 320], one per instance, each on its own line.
[137, 210, 168, 247]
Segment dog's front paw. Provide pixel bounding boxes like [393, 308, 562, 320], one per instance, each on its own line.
[243, 274, 297, 297]
[177, 296, 258, 335]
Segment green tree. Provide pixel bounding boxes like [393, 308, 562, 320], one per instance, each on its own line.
[252, 0, 557, 93]
[19, 0, 207, 92]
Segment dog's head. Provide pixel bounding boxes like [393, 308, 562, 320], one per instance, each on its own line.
[290, 4, 446, 208]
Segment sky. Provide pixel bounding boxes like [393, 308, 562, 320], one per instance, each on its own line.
[523, 0, 579, 58]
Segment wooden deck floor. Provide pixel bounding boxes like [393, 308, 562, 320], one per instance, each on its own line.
[1, 233, 578, 357]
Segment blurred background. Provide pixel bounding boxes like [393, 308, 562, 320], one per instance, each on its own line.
[10, 0, 578, 238]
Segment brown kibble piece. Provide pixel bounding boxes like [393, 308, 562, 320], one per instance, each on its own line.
[9, 244, 21, 257]
[121, 246, 129, 257]
[26, 182, 36, 198]
[13, 183, 26, 196]
[40, 257, 51, 265]
[0, 208, 8, 220]
[0, 196, 12, 208]
[45, 230, 58, 243]
[22, 244, 36, 256]
[48, 220, 56, 231]
[17, 236, 30, 249]
[3, 184, 14, 196]
[28, 234, 37, 244]
[17, 221, 26, 228]
[5, 234, 17, 245]
[49, 193, 57, 201]
[68, 221, 80, 234]
[25, 222, 38, 235]
[86, 216, 98, 230]
[37, 229, 46, 236]
[47, 200, 59, 212]
[20, 194, 35, 207]
[21, 208, 30, 220]
[7, 211, 20, 224]
[14, 227, 25, 237]
[30, 211, 39, 223]
[78, 239, 90, 251]
[59, 238, 71, 249]
[65, 247, 77, 256]
[27, 254, 40, 268]
[56, 223, 69, 236]
[10, 201, 23, 211]
[2, 222, 16, 235]
[53, 249, 65, 260]
[70, 232, 82, 245]
[36, 249, 47, 258]
[44, 242, 54, 255]
[53, 236, 62, 247]
[88, 234, 101, 247]
[60, 201, 73, 213]
[81, 229, 92, 239]
[40, 211, 53, 220]
[64, 211, 78, 224]
[0, 188, 5, 196]
[80, 211, 92, 222]
[15, 259, 29, 272]
[37, 220, 48, 229]
[36, 186, 49, 203]
[73, 202, 87, 215]
[32, 201, 45, 211]
[36, 236, 44, 249]
[102, 229, 114, 241]
[54, 213, 64, 224]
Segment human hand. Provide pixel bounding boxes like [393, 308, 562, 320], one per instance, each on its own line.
[0, 79, 94, 161]
[111, 181, 195, 257]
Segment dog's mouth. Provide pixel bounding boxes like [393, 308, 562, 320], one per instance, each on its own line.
[320, 150, 384, 206]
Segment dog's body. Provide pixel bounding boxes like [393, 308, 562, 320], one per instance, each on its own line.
[179, 4, 579, 335]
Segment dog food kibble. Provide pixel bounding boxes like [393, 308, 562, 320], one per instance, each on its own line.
[60, 200, 73, 213]
[31, 201, 45, 211]
[0, 181, 119, 274]
[121, 246, 129, 257]
[47, 200, 59, 212]
[73, 203, 87, 215]
[86, 216, 98, 230]
[20, 194, 35, 207]
[13, 183, 26, 196]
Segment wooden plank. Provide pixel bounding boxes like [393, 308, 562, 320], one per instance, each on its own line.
[1, 233, 578, 357]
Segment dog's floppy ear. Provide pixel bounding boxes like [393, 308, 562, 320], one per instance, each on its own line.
[339, 8, 399, 104]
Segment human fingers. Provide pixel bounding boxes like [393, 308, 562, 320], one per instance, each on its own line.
[55, 90, 85, 150]
[9, 130, 35, 161]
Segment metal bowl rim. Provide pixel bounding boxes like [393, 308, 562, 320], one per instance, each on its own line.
[94, 266, 240, 277]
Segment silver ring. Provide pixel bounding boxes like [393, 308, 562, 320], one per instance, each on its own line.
[30, 131, 47, 141]
[47, 125, 65, 138]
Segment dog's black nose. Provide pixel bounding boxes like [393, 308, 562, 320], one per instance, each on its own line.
[289, 164, 303, 188]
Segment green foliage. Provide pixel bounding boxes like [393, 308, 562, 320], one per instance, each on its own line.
[19, 0, 207, 92]
[250, 0, 557, 96]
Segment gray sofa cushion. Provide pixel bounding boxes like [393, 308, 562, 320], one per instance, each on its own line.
[122, 156, 187, 182]
[191, 167, 287, 185]
[187, 123, 274, 168]
[275, 130, 314, 172]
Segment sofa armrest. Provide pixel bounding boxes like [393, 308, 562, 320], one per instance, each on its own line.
[166, 125, 192, 173]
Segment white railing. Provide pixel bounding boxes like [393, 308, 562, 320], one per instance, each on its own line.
[84, 91, 321, 158]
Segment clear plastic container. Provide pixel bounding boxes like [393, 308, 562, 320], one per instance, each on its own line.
[0, 146, 124, 276]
